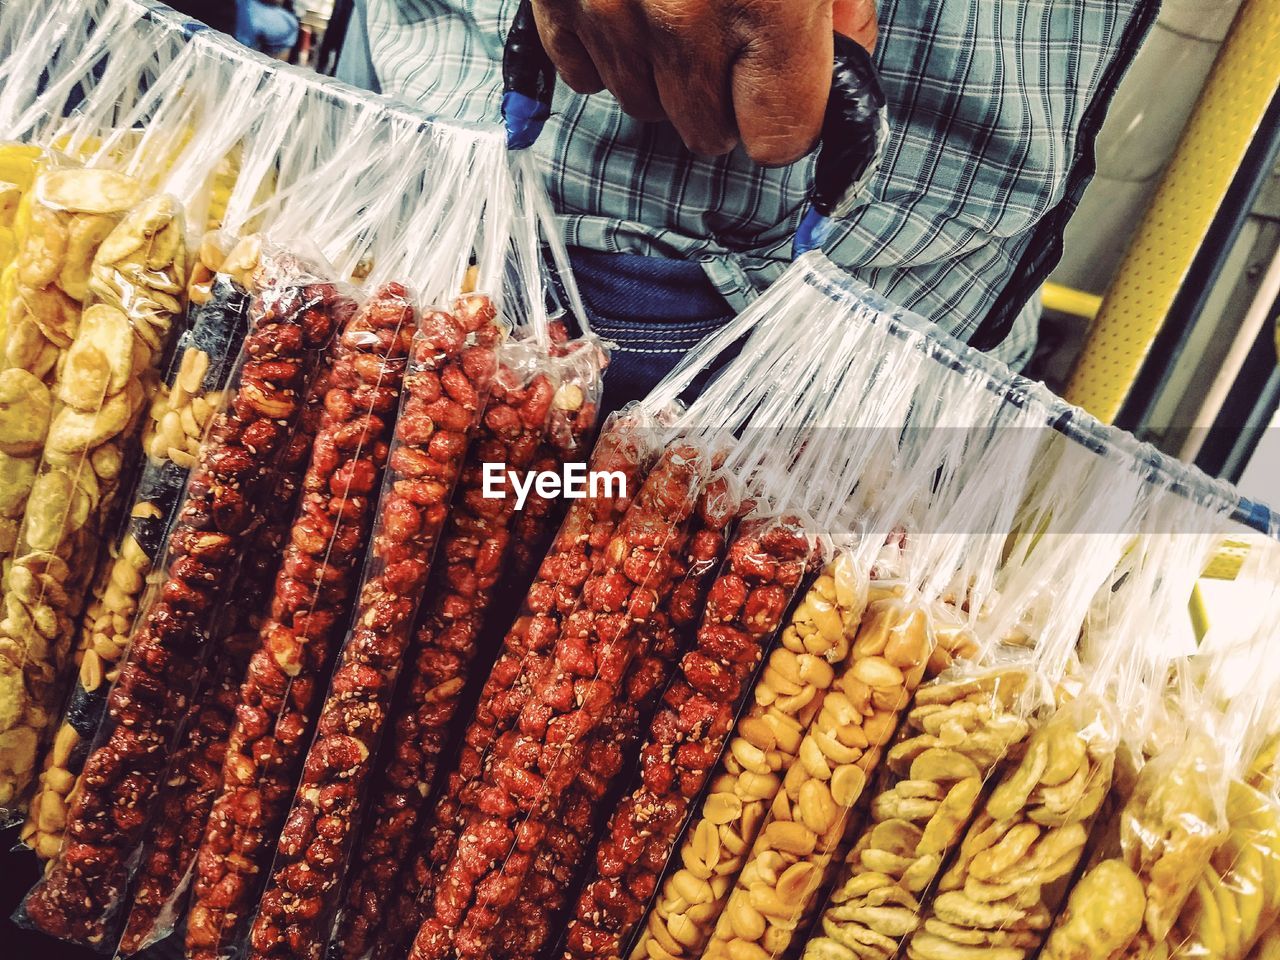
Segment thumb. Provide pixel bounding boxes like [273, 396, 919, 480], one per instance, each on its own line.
[833, 0, 878, 51]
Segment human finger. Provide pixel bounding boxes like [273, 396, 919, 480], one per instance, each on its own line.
[531, 0, 603, 93]
[652, 47, 738, 156]
[833, 0, 878, 50]
[730, 5, 833, 166]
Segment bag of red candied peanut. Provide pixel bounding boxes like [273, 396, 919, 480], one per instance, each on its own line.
[327, 146, 612, 960]
[108, 89, 450, 959]
[188, 115, 553, 960]
[15, 70, 447, 951]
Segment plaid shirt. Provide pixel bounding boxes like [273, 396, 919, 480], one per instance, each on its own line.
[363, 0, 1157, 365]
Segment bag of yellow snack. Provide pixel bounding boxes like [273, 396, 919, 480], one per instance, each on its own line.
[927, 489, 1229, 960]
[802, 427, 1168, 960]
[0, 0, 187, 568]
[1164, 542, 1280, 960]
[1039, 646, 1256, 960]
[0, 31, 312, 821]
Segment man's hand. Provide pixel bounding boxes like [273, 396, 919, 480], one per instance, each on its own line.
[530, 0, 877, 165]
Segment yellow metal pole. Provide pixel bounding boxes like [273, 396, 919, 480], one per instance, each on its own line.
[1041, 282, 1102, 322]
[1061, 0, 1280, 595]
[1064, 0, 1280, 424]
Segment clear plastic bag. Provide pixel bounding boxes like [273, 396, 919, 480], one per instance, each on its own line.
[410, 431, 715, 960]
[12, 50, 303, 851]
[18, 229, 350, 942]
[0, 164, 143, 563]
[1046, 664, 1266, 960]
[0, 19, 246, 818]
[362, 409, 659, 960]
[67, 69, 319, 953]
[113, 298, 330, 957]
[630, 551, 886, 960]
[182, 107, 476, 960]
[1166, 779, 1280, 960]
[1042, 543, 1280, 960]
[16, 69, 389, 941]
[332, 150, 609, 960]
[17, 239, 348, 946]
[897, 498, 1229, 960]
[1159, 549, 1280, 960]
[242, 233, 513, 955]
[802, 423, 1209, 960]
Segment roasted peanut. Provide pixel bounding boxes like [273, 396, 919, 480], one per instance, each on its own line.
[706, 601, 932, 960]
[494, 469, 731, 959]
[338, 336, 606, 960]
[558, 513, 812, 960]
[805, 667, 1031, 960]
[374, 413, 648, 960]
[632, 556, 867, 960]
[118, 275, 314, 955]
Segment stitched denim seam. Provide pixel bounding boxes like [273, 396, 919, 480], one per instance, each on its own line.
[614, 344, 704, 355]
[589, 316, 731, 335]
[600, 334, 712, 346]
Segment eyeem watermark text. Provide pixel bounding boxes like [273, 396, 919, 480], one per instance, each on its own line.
[482, 463, 628, 511]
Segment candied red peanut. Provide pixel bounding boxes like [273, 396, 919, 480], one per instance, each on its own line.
[408, 442, 711, 960]
[496, 476, 739, 958]
[364, 415, 644, 960]
[21, 258, 346, 947]
[117, 375, 327, 957]
[504, 328, 603, 584]
[562, 514, 815, 960]
[245, 294, 503, 960]
[334, 358, 581, 960]
[184, 284, 416, 960]
[350, 371, 609, 960]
